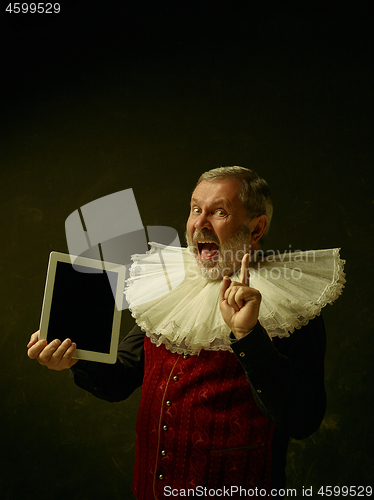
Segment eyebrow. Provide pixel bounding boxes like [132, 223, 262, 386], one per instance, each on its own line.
[191, 197, 232, 208]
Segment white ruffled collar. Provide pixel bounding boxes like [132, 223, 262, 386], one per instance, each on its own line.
[125, 243, 345, 356]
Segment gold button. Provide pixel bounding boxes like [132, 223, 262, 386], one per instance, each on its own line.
[161, 450, 167, 457]
[158, 474, 164, 480]
[166, 400, 172, 407]
[173, 375, 179, 381]
[183, 354, 189, 360]
[163, 424, 168, 431]
[239, 352, 245, 357]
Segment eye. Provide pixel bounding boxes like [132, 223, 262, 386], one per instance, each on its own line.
[214, 209, 227, 217]
[192, 207, 201, 214]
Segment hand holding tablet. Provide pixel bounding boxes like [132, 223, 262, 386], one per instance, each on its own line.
[27, 331, 79, 370]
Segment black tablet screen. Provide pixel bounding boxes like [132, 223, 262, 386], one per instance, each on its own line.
[46, 261, 118, 353]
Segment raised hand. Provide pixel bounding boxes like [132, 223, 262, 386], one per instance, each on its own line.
[219, 253, 261, 339]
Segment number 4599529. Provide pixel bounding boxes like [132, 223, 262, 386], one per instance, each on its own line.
[318, 486, 372, 496]
[5, 3, 60, 14]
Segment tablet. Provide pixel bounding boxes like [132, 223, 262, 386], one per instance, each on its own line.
[39, 252, 126, 363]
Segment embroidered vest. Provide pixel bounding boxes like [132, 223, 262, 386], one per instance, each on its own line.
[133, 337, 275, 499]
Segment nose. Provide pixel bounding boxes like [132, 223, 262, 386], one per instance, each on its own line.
[194, 211, 212, 231]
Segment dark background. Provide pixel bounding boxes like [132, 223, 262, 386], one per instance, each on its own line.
[1, 1, 373, 498]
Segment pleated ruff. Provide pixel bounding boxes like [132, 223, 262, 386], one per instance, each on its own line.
[125, 243, 345, 356]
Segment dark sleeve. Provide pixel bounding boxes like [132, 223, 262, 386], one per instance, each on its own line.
[70, 324, 145, 402]
[230, 315, 327, 439]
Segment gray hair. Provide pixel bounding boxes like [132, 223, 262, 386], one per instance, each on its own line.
[196, 166, 273, 236]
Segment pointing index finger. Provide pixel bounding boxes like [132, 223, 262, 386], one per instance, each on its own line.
[239, 253, 250, 286]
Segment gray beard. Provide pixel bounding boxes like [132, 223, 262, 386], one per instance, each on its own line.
[186, 225, 252, 281]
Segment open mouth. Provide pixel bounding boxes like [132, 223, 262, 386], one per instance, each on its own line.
[197, 241, 219, 262]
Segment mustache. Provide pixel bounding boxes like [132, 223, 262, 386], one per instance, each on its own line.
[192, 231, 220, 246]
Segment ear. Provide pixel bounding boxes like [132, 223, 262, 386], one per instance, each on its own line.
[249, 215, 268, 248]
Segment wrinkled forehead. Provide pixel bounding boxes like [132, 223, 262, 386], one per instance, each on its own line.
[191, 179, 242, 205]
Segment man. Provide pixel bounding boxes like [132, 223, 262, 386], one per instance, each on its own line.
[28, 167, 330, 499]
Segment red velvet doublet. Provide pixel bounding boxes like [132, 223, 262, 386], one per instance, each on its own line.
[133, 337, 275, 499]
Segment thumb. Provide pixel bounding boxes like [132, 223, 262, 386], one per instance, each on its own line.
[69, 358, 79, 368]
[220, 276, 231, 301]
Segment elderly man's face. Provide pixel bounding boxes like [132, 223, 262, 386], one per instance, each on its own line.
[186, 179, 255, 280]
